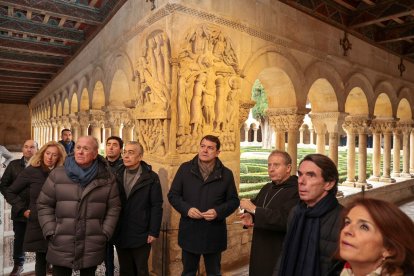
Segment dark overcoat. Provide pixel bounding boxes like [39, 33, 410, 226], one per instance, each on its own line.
[0, 157, 28, 222]
[249, 175, 299, 276]
[112, 161, 163, 248]
[6, 165, 50, 252]
[167, 155, 239, 254]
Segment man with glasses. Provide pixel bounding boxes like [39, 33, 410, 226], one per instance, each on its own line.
[168, 135, 239, 276]
[112, 141, 163, 275]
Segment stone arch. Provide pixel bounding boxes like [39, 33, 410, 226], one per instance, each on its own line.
[106, 53, 135, 107]
[344, 72, 375, 115]
[307, 78, 338, 112]
[91, 81, 105, 109]
[304, 61, 344, 111]
[241, 46, 304, 109]
[57, 96, 63, 117]
[345, 87, 369, 116]
[63, 98, 70, 115]
[80, 88, 90, 111]
[374, 81, 397, 117]
[70, 93, 79, 113]
[396, 98, 412, 122]
[397, 87, 413, 111]
[373, 93, 393, 118]
[52, 102, 57, 117]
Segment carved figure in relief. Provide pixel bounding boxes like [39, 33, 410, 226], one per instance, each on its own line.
[226, 77, 240, 131]
[214, 77, 227, 132]
[190, 73, 207, 135]
[160, 33, 171, 84]
[154, 36, 164, 84]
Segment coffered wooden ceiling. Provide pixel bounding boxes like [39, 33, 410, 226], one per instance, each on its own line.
[280, 0, 414, 63]
[0, 0, 127, 105]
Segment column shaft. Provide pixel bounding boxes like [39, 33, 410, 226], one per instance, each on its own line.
[357, 133, 367, 184]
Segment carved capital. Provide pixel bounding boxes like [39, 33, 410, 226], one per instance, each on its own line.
[239, 100, 255, 127]
[77, 111, 90, 127]
[370, 119, 396, 134]
[342, 116, 371, 135]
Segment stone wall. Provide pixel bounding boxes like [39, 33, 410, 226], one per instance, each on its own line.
[0, 104, 31, 150]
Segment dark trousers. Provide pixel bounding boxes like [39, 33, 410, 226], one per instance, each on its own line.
[52, 265, 96, 276]
[116, 244, 151, 276]
[35, 252, 47, 276]
[181, 250, 221, 276]
[12, 221, 26, 266]
[105, 243, 115, 276]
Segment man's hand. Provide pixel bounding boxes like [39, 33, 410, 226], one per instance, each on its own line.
[147, 235, 157, 243]
[188, 207, 203, 219]
[240, 212, 254, 227]
[201, 209, 217, 221]
[240, 199, 256, 214]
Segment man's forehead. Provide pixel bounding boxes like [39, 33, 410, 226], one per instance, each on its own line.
[24, 141, 35, 147]
[201, 139, 216, 146]
[107, 140, 120, 146]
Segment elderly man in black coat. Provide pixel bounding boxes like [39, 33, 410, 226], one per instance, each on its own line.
[240, 150, 299, 276]
[112, 141, 163, 276]
[168, 135, 239, 276]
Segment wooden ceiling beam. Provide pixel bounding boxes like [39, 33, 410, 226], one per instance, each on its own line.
[0, 15, 84, 43]
[0, 36, 71, 57]
[351, 10, 414, 28]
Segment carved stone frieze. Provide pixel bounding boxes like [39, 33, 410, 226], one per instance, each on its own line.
[239, 100, 255, 127]
[267, 108, 306, 133]
[89, 110, 105, 128]
[136, 31, 172, 118]
[176, 24, 241, 153]
[136, 119, 167, 156]
[77, 111, 90, 128]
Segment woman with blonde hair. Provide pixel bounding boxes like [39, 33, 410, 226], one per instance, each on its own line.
[338, 197, 414, 276]
[6, 141, 66, 276]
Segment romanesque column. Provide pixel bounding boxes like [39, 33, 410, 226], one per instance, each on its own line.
[379, 120, 396, 183]
[369, 124, 381, 181]
[411, 129, 414, 174]
[299, 126, 305, 144]
[253, 125, 258, 143]
[309, 127, 315, 145]
[309, 114, 327, 154]
[243, 126, 249, 142]
[122, 124, 134, 143]
[89, 110, 105, 145]
[69, 115, 80, 141]
[267, 109, 287, 151]
[391, 127, 401, 177]
[77, 112, 90, 136]
[90, 122, 102, 144]
[52, 120, 59, 142]
[286, 113, 305, 173]
[401, 124, 412, 178]
[342, 120, 356, 185]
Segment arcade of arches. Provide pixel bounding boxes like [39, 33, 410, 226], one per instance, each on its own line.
[16, 0, 414, 274]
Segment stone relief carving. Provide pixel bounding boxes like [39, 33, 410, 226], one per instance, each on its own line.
[136, 119, 167, 156]
[136, 31, 172, 117]
[176, 24, 240, 153]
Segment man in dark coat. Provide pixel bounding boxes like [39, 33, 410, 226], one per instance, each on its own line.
[275, 154, 344, 276]
[0, 139, 38, 276]
[168, 135, 239, 276]
[112, 141, 163, 276]
[58, 128, 75, 154]
[240, 150, 299, 276]
[104, 136, 124, 276]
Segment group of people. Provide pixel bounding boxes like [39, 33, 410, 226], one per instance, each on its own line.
[0, 130, 413, 276]
[241, 150, 414, 276]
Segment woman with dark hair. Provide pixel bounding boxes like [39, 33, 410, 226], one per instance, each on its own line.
[6, 141, 66, 276]
[338, 197, 414, 275]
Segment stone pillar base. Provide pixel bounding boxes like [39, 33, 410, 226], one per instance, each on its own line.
[400, 173, 413, 178]
[354, 182, 373, 189]
[336, 191, 344, 198]
[341, 181, 356, 187]
[391, 172, 401, 178]
[379, 177, 396, 183]
[368, 176, 380, 182]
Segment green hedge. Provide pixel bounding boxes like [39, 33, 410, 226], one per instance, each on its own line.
[240, 174, 270, 183]
[246, 165, 268, 173]
[240, 182, 267, 192]
[239, 190, 260, 199]
[240, 164, 248, 174]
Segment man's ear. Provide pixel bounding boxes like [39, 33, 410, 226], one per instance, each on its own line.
[324, 180, 336, 191]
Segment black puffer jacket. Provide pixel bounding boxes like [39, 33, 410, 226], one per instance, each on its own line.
[37, 156, 121, 270]
[6, 165, 50, 252]
[112, 161, 163, 248]
[0, 157, 28, 222]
